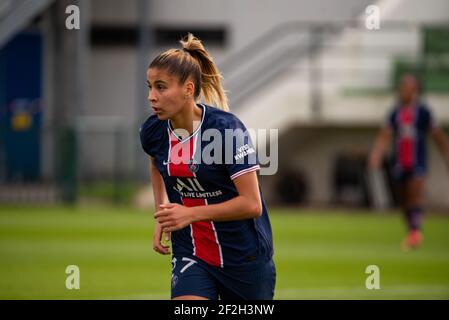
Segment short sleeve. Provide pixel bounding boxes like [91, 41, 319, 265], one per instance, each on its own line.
[221, 115, 260, 180]
[139, 115, 163, 158]
[422, 105, 438, 131]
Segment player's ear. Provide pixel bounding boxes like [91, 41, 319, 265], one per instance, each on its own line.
[184, 78, 195, 99]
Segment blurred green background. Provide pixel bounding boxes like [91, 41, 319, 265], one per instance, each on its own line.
[1, 206, 448, 300]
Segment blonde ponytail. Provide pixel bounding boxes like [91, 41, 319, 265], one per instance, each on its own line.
[180, 33, 229, 111]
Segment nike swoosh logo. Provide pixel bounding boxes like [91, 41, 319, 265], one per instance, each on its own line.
[163, 160, 170, 165]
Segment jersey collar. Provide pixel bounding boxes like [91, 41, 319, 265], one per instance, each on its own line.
[167, 104, 206, 143]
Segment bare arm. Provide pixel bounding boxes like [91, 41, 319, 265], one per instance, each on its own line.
[191, 171, 262, 222]
[149, 157, 171, 255]
[368, 127, 392, 170]
[154, 171, 262, 233]
[150, 157, 169, 209]
[431, 127, 449, 171]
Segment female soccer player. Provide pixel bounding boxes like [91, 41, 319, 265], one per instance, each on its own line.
[368, 74, 449, 249]
[139, 34, 275, 299]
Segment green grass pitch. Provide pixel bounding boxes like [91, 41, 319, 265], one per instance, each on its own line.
[0, 206, 448, 299]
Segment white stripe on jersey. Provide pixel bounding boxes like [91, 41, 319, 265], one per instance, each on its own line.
[230, 165, 260, 180]
[166, 128, 171, 176]
[206, 199, 224, 268]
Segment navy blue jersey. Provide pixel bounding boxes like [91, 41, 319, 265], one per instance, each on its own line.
[386, 102, 435, 173]
[140, 104, 274, 269]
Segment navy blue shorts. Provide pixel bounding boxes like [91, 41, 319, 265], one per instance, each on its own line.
[392, 166, 426, 183]
[170, 255, 276, 300]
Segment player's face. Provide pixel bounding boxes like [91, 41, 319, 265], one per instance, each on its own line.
[147, 68, 188, 120]
[399, 76, 419, 104]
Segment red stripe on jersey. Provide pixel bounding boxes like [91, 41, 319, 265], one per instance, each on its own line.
[398, 106, 415, 170]
[168, 132, 195, 177]
[182, 198, 222, 267]
[167, 131, 222, 267]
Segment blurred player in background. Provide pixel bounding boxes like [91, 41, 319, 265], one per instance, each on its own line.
[140, 34, 275, 299]
[368, 74, 449, 250]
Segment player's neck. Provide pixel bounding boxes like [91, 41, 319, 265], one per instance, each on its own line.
[170, 101, 202, 137]
[401, 98, 418, 108]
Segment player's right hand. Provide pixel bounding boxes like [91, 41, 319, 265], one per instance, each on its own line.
[153, 221, 171, 255]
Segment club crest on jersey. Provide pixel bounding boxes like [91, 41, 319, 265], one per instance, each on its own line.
[171, 274, 178, 288]
[188, 159, 199, 173]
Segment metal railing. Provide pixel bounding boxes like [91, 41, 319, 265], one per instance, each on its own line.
[0, 0, 55, 48]
[218, 20, 449, 114]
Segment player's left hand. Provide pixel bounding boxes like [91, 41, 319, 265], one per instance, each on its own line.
[155, 203, 194, 233]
